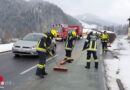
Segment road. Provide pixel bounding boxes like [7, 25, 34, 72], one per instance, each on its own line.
[0, 38, 105, 90]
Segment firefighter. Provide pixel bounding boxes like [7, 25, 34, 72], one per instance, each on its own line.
[36, 29, 57, 78]
[82, 31, 98, 69]
[101, 31, 109, 52]
[64, 31, 77, 63]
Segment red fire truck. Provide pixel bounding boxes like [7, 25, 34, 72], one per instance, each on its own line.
[52, 25, 83, 41]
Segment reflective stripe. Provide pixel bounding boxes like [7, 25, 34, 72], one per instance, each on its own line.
[87, 49, 97, 51]
[38, 64, 46, 68]
[43, 34, 48, 38]
[86, 59, 91, 62]
[87, 40, 97, 51]
[89, 41, 92, 49]
[65, 47, 72, 50]
[94, 41, 97, 49]
[94, 59, 98, 62]
[86, 39, 89, 42]
[36, 40, 46, 52]
[92, 41, 95, 48]
[65, 56, 71, 59]
[36, 41, 46, 52]
[103, 48, 108, 50]
[36, 48, 46, 52]
[44, 42, 46, 47]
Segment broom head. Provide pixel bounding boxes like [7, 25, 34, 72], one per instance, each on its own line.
[53, 67, 68, 72]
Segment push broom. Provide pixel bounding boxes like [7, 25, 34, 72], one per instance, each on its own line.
[48, 51, 68, 72]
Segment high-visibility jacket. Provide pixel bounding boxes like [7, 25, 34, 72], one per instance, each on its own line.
[36, 33, 53, 52]
[101, 33, 109, 42]
[83, 34, 97, 51]
[65, 33, 76, 50]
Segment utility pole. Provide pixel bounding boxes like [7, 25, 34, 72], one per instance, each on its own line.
[128, 18, 130, 39]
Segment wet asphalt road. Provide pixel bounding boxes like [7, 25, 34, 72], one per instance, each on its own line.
[13, 38, 105, 90]
[0, 39, 84, 90]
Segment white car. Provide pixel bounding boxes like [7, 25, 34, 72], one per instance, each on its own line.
[12, 33, 56, 56]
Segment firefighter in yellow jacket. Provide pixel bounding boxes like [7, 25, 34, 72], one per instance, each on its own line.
[83, 31, 98, 69]
[36, 30, 57, 78]
[101, 31, 109, 52]
[64, 31, 77, 63]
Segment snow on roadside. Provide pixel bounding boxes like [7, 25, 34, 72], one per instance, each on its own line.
[0, 43, 14, 53]
[105, 35, 130, 90]
[79, 20, 97, 29]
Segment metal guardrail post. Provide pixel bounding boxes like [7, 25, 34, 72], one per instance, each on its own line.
[116, 79, 125, 90]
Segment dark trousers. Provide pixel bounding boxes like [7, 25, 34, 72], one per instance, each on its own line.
[87, 51, 98, 62]
[102, 42, 107, 51]
[65, 50, 72, 60]
[36, 51, 46, 76]
[66, 50, 72, 57]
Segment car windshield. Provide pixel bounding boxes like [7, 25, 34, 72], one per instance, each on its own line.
[23, 34, 42, 41]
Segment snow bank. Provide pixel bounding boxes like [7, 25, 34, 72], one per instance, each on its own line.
[105, 36, 130, 90]
[79, 20, 97, 29]
[0, 43, 14, 53]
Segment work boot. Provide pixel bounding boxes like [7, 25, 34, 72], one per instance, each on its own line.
[39, 75, 44, 78]
[85, 62, 90, 69]
[36, 68, 44, 78]
[64, 58, 67, 61]
[42, 68, 48, 75]
[69, 59, 74, 61]
[95, 62, 98, 69]
[66, 60, 72, 63]
[36, 68, 41, 76]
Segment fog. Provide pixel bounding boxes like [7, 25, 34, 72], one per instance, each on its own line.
[44, 0, 130, 24]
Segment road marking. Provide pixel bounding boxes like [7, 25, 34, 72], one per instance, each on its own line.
[0, 51, 11, 56]
[20, 55, 58, 75]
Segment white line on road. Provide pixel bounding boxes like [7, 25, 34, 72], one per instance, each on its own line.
[20, 55, 58, 75]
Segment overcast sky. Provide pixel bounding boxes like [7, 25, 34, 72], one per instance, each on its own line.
[43, 0, 130, 24]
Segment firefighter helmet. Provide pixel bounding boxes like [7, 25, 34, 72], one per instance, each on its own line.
[72, 31, 76, 37]
[51, 29, 57, 38]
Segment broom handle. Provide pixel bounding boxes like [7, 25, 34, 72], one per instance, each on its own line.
[48, 51, 61, 67]
[53, 59, 60, 67]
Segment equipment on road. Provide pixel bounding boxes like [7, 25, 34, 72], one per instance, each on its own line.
[60, 60, 66, 65]
[60, 58, 74, 65]
[46, 50, 68, 72]
[53, 59, 68, 72]
[48, 52, 68, 72]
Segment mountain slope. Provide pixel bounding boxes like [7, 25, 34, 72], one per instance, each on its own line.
[0, 0, 81, 40]
[76, 13, 116, 26]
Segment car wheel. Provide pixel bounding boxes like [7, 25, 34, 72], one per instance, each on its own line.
[14, 54, 20, 57]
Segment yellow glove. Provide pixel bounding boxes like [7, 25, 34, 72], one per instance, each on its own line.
[49, 51, 53, 57]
